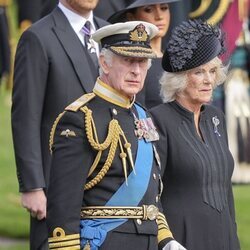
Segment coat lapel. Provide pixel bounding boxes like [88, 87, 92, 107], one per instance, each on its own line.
[51, 7, 97, 93]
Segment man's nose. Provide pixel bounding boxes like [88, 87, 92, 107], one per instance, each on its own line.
[131, 62, 140, 74]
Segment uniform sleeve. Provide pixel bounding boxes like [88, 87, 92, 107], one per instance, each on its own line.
[157, 211, 174, 249]
[11, 30, 49, 192]
[47, 111, 93, 249]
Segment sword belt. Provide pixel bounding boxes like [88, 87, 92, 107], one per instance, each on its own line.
[80, 205, 159, 221]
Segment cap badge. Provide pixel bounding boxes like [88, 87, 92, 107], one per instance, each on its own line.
[129, 23, 148, 42]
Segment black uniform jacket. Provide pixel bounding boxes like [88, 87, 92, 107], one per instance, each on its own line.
[47, 91, 172, 249]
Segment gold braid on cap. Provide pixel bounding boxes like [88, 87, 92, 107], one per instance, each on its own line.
[81, 106, 135, 190]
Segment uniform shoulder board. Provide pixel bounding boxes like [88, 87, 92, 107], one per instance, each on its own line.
[65, 93, 96, 112]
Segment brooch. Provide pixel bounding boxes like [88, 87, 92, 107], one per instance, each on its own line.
[212, 116, 221, 136]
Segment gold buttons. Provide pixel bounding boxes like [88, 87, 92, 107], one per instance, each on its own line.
[112, 108, 118, 115]
[153, 173, 157, 180]
[155, 196, 159, 203]
[136, 219, 142, 225]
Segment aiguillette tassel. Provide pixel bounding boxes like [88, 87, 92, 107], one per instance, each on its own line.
[120, 152, 128, 185]
[124, 142, 136, 174]
[83, 241, 91, 250]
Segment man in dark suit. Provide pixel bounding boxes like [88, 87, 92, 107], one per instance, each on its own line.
[11, 0, 108, 249]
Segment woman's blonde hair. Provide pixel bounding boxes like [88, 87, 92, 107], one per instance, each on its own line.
[160, 57, 228, 103]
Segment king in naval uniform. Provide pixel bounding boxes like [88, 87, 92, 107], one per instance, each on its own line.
[47, 21, 186, 250]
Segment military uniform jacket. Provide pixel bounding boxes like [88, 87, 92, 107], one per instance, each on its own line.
[47, 80, 173, 250]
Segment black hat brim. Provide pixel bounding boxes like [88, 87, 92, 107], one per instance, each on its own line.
[108, 0, 179, 24]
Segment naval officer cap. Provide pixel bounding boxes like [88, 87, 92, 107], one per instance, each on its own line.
[92, 21, 158, 58]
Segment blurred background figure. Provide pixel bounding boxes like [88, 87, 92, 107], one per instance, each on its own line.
[108, 0, 184, 109]
[16, 0, 58, 33]
[0, 0, 11, 87]
[94, 0, 133, 20]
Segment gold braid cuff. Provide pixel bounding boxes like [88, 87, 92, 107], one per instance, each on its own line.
[157, 212, 173, 243]
[48, 227, 80, 249]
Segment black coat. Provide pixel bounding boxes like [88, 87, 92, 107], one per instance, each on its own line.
[150, 101, 240, 250]
[11, 7, 108, 249]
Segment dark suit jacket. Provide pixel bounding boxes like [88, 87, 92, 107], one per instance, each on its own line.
[11, 6, 108, 249]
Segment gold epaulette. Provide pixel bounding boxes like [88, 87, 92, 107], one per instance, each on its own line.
[48, 227, 80, 249]
[65, 93, 96, 112]
[157, 212, 173, 243]
[49, 93, 96, 154]
[0, 0, 11, 7]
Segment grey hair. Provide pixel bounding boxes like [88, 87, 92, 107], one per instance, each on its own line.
[160, 56, 228, 103]
[99, 48, 114, 75]
[99, 48, 152, 75]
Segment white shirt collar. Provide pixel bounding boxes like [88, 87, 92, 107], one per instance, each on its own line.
[58, 2, 96, 34]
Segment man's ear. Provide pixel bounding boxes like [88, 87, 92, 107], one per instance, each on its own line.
[99, 55, 110, 74]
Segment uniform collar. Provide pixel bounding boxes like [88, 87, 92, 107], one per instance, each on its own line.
[93, 78, 135, 109]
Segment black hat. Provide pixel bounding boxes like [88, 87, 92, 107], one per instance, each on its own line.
[108, 0, 179, 24]
[92, 21, 158, 58]
[162, 19, 226, 72]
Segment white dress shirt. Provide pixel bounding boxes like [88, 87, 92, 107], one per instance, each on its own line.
[58, 2, 99, 56]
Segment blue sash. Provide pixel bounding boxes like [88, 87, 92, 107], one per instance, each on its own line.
[80, 104, 154, 249]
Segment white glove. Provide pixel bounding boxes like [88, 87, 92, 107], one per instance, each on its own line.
[163, 240, 187, 250]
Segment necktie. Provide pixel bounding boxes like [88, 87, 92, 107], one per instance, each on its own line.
[82, 21, 98, 67]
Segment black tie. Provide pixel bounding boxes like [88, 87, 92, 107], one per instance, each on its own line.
[82, 21, 98, 67]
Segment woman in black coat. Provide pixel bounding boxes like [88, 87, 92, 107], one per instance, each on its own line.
[150, 19, 241, 250]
